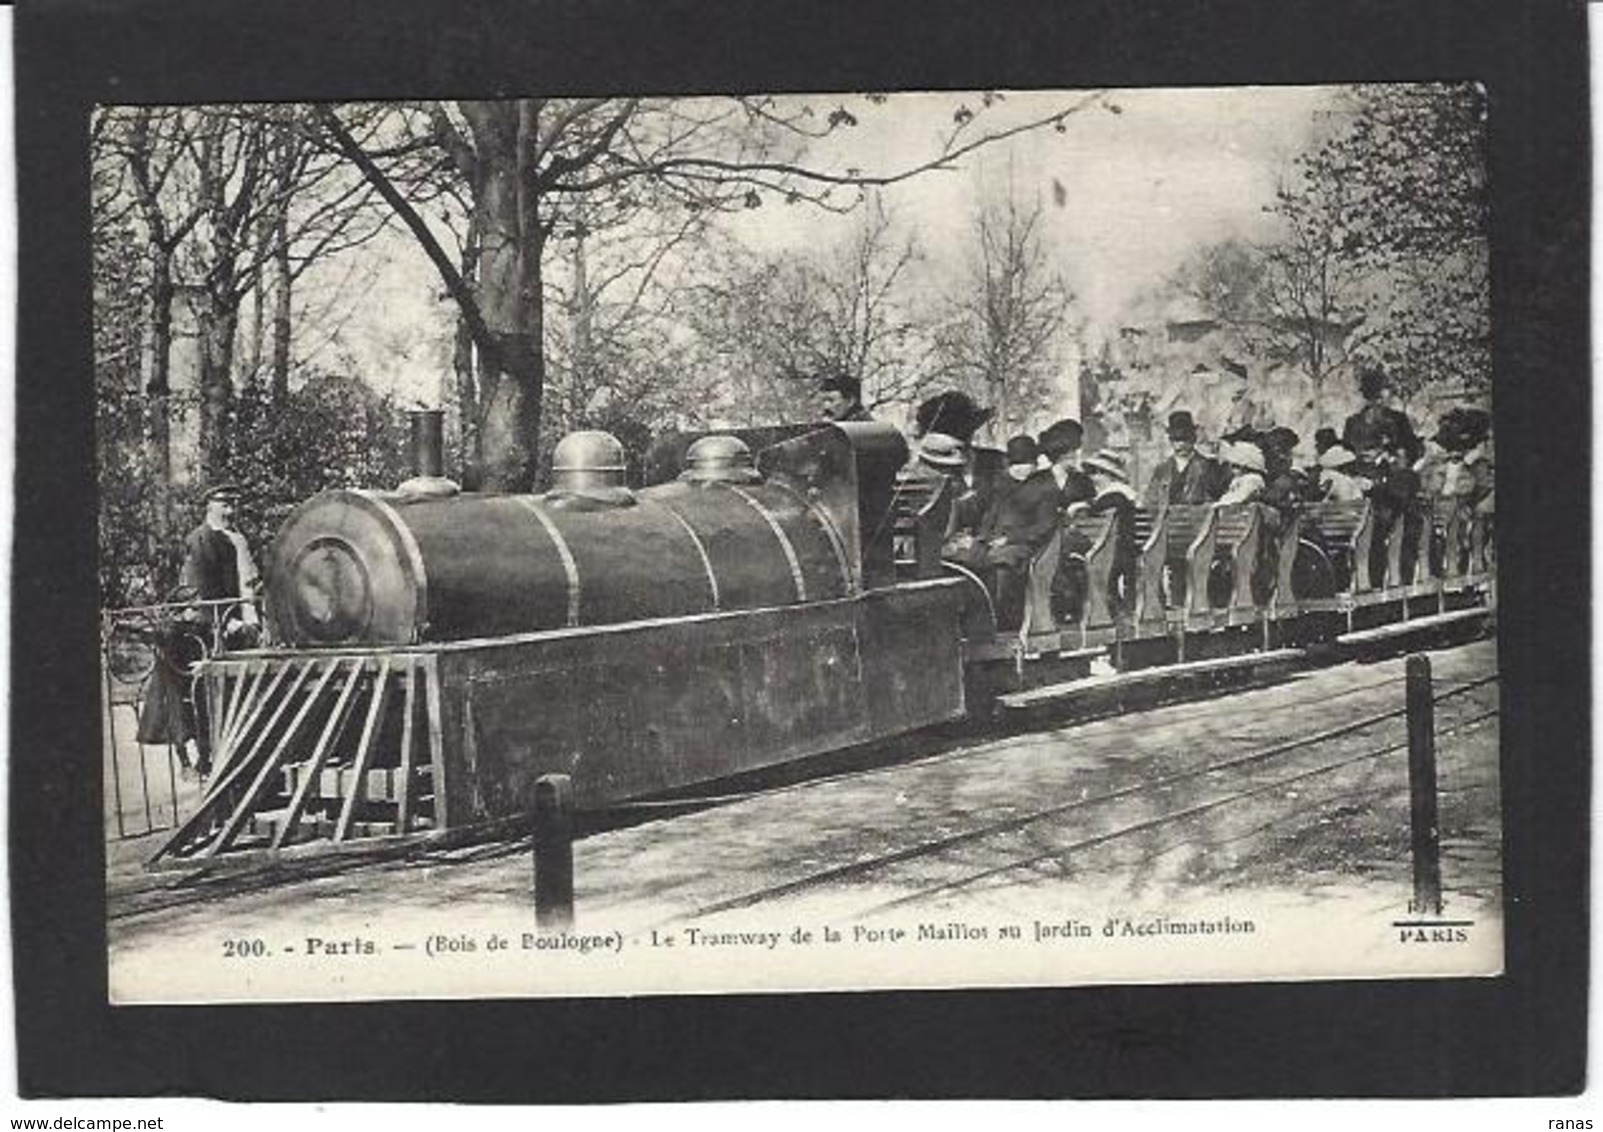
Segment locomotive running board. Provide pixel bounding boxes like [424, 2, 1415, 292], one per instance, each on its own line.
[1334, 607, 1491, 647]
[996, 647, 1307, 711]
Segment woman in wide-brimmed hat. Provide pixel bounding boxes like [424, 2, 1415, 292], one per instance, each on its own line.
[1214, 440, 1267, 505]
[1079, 449, 1140, 615]
[1317, 444, 1368, 503]
[1433, 407, 1494, 513]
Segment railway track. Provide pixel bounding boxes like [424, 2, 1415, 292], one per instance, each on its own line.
[668, 672, 1500, 924]
[108, 650, 1500, 929]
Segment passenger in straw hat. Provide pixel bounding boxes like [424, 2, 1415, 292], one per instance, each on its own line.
[918, 431, 985, 559]
[1215, 440, 1267, 506]
[1317, 444, 1369, 502]
[1080, 448, 1140, 614]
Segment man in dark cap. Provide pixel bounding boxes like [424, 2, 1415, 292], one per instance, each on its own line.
[1143, 410, 1227, 509]
[180, 482, 263, 643]
[1342, 366, 1423, 467]
[816, 369, 873, 423]
[1002, 434, 1040, 483]
[138, 483, 262, 773]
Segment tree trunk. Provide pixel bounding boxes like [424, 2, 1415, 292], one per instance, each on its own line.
[196, 291, 239, 483]
[144, 254, 176, 581]
[453, 215, 482, 484]
[269, 133, 295, 405]
[569, 230, 594, 424]
[462, 99, 546, 492]
[271, 229, 292, 406]
[453, 314, 479, 482]
[244, 274, 265, 384]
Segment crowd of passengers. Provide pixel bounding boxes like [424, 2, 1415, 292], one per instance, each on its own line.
[816, 366, 1494, 629]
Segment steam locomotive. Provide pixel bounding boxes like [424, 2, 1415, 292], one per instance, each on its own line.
[151, 414, 1493, 866]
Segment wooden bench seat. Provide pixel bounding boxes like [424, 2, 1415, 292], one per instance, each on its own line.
[1137, 503, 1267, 624]
[1289, 500, 1376, 600]
[889, 469, 953, 581]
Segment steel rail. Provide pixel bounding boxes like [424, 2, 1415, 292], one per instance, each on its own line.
[674, 691, 1500, 922]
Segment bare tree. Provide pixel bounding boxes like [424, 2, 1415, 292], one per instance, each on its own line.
[934, 189, 1073, 435]
[1258, 180, 1373, 401]
[680, 200, 945, 425]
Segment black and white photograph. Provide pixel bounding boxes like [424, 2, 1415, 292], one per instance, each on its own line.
[90, 85, 1506, 1002]
[11, 0, 1589, 1106]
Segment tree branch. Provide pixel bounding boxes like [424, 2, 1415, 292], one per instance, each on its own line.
[315, 105, 503, 376]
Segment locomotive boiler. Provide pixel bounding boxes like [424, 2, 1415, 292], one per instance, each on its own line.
[153, 418, 979, 864]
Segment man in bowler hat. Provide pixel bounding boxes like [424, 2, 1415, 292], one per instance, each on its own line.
[1144, 410, 1227, 509]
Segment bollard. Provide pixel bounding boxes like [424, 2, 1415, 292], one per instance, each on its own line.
[533, 774, 575, 931]
[1405, 654, 1443, 916]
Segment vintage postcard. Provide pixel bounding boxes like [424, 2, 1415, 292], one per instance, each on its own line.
[93, 85, 1504, 1005]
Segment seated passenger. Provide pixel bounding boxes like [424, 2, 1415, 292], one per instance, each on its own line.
[1144, 410, 1228, 509]
[1306, 426, 1340, 481]
[1317, 445, 1368, 502]
[1434, 407, 1494, 512]
[1215, 441, 1267, 505]
[951, 419, 1086, 629]
[1080, 448, 1139, 615]
[938, 432, 1025, 560]
[1039, 418, 1095, 512]
[1257, 426, 1312, 525]
[907, 430, 970, 553]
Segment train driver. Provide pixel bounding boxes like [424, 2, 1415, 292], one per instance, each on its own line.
[817, 369, 874, 423]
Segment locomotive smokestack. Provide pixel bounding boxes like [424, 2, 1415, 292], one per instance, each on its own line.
[397, 407, 459, 498]
[410, 408, 446, 478]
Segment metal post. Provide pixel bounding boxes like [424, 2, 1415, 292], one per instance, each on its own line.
[533, 774, 575, 930]
[1406, 654, 1442, 916]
